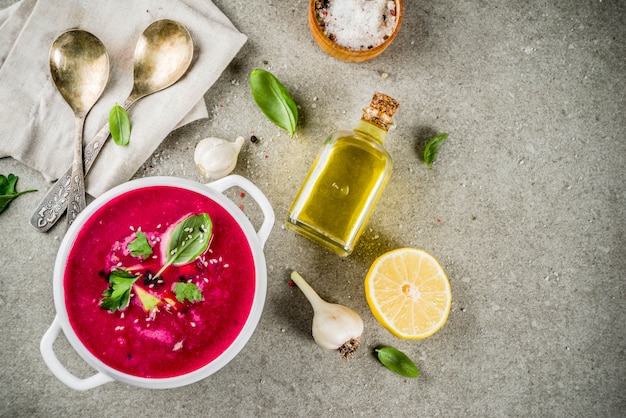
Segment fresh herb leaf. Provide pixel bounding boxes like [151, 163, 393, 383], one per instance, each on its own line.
[109, 103, 131, 146]
[165, 213, 212, 266]
[424, 133, 449, 169]
[174, 282, 203, 303]
[375, 346, 419, 378]
[128, 231, 153, 259]
[250, 69, 298, 137]
[100, 269, 140, 312]
[154, 213, 212, 278]
[0, 174, 37, 214]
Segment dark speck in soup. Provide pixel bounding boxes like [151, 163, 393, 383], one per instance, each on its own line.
[64, 186, 256, 378]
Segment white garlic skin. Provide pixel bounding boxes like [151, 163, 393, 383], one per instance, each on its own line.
[194, 136, 244, 180]
[312, 302, 364, 350]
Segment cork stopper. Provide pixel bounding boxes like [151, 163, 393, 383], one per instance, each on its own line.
[362, 92, 399, 130]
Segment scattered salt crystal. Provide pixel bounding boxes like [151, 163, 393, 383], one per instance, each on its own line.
[316, 0, 397, 50]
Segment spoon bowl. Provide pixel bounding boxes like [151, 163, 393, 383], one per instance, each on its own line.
[31, 20, 194, 232]
[50, 30, 110, 115]
[129, 19, 194, 102]
[49, 30, 109, 225]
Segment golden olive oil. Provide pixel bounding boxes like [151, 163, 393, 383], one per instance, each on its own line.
[287, 93, 399, 256]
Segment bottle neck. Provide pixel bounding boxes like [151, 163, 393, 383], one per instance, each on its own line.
[354, 118, 389, 145]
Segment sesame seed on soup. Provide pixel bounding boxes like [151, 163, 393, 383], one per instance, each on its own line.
[63, 186, 256, 378]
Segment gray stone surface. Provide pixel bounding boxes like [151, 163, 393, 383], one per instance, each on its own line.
[1, 0, 624, 416]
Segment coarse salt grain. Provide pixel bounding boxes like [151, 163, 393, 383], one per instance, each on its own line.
[316, 0, 397, 50]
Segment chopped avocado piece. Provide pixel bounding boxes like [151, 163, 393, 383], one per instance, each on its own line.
[134, 285, 162, 312]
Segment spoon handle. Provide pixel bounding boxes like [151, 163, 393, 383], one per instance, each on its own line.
[29, 97, 140, 231]
[66, 116, 88, 227]
[29, 122, 109, 232]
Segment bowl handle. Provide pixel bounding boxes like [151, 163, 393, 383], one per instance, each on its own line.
[206, 175, 275, 248]
[40, 316, 114, 390]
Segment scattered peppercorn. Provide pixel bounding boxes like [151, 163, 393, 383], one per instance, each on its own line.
[250, 135, 258, 143]
[143, 271, 163, 289]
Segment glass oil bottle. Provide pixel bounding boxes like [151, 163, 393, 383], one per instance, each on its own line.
[286, 92, 399, 256]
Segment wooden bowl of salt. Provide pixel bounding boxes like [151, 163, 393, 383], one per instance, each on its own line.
[308, 0, 403, 63]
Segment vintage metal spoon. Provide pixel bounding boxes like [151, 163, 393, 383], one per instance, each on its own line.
[49, 30, 109, 226]
[30, 19, 194, 232]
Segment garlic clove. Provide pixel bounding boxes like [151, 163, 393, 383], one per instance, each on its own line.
[312, 301, 364, 354]
[291, 271, 364, 359]
[194, 136, 244, 180]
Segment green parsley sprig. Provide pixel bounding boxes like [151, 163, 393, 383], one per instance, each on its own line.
[100, 269, 141, 312]
[0, 174, 36, 215]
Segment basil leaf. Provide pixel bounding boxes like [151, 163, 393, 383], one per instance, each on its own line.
[166, 213, 212, 266]
[128, 231, 153, 259]
[424, 132, 449, 169]
[174, 282, 203, 303]
[250, 69, 298, 137]
[375, 347, 419, 378]
[0, 174, 36, 215]
[109, 104, 131, 146]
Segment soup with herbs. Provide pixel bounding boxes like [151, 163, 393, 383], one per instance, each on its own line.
[63, 186, 256, 378]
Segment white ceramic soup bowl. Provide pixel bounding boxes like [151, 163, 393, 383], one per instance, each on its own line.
[40, 175, 274, 390]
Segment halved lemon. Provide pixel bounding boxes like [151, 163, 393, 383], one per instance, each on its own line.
[364, 248, 451, 339]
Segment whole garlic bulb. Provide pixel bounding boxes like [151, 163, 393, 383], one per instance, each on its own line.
[291, 271, 364, 359]
[194, 136, 244, 180]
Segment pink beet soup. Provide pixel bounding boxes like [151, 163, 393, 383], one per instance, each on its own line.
[63, 185, 256, 378]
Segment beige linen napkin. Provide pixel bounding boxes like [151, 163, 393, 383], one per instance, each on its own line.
[0, 0, 247, 197]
